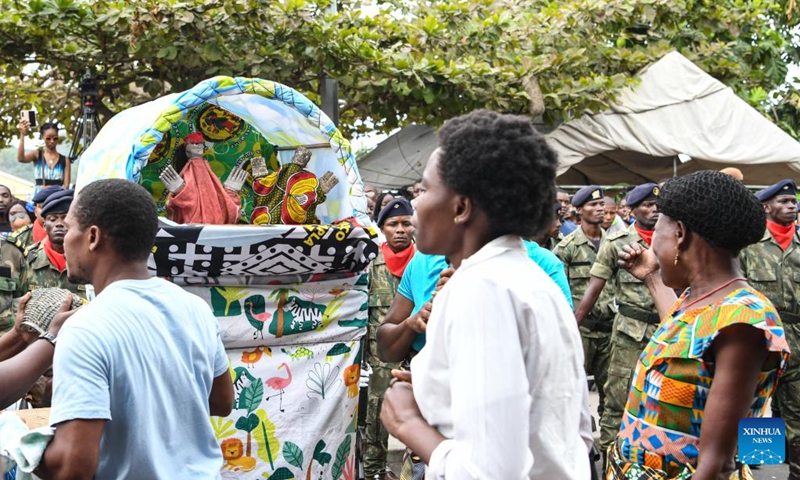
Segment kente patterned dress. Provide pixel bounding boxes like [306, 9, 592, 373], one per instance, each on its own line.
[607, 287, 790, 480]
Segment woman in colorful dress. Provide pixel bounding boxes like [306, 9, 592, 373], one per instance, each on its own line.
[612, 170, 790, 480]
[17, 120, 71, 193]
[380, 110, 593, 479]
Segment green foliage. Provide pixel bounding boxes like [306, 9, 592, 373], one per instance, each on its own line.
[235, 412, 260, 433]
[253, 408, 281, 468]
[331, 434, 352, 480]
[0, 0, 798, 150]
[237, 378, 264, 414]
[283, 441, 304, 470]
[265, 467, 295, 480]
[312, 439, 331, 466]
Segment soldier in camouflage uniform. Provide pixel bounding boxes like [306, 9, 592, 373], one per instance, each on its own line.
[574, 183, 660, 457]
[17, 190, 86, 408]
[555, 186, 615, 421]
[7, 186, 64, 253]
[365, 199, 414, 480]
[739, 179, 800, 479]
[0, 237, 25, 335]
[18, 190, 87, 300]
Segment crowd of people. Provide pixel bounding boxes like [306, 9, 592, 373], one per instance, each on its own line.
[0, 108, 798, 480]
[360, 111, 799, 480]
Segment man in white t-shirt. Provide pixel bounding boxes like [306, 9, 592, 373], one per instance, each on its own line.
[36, 179, 233, 479]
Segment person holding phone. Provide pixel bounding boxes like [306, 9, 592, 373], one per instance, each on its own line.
[17, 115, 71, 193]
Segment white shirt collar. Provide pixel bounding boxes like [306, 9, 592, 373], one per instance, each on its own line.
[459, 234, 526, 270]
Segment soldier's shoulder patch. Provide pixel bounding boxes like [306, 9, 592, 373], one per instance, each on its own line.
[24, 242, 42, 260]
[607, 229, 629, 241]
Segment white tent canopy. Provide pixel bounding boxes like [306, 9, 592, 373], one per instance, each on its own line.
[357, 125, 436, 189]
[358, 52, 800, 188]
[548, 51, 800, 186]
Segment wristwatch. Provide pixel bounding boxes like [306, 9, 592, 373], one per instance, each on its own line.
[38, 332, 57, 347]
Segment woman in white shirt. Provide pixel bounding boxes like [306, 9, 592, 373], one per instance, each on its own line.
[380, 110, 593, 479]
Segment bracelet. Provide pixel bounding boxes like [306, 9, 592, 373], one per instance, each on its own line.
[38, 331, 57, 347]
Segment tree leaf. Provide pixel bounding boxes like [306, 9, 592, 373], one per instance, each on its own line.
[267, 467, 295, 480]
[235, 413, 260, 433]
[331, 434, 352, 480]
[238, 378, 264, 413]
[283, 441, 304, 470]
[253, 409, 280, 469]
[313, 439, 331, 466]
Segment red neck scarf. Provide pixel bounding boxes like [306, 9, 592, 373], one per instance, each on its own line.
[32, 220, 47, 243]
[767, 219, 795, 251]
[43, 237, 67, 273]
[634, 223, 654, 246]
[380, 242, 415, 278]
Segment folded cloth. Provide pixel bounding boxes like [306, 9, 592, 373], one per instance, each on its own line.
[0, 411, 55, 479]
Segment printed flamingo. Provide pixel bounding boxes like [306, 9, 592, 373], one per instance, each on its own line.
[244, 297, 272, 340]
[265, 362, 292, 412]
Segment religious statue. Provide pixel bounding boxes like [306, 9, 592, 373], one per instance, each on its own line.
[250, 147, 338, 225]
[159, 132, 248, 225]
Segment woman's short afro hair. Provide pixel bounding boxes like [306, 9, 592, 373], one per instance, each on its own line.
[436, 110, 558, 238]
[657, 170, 765, 253]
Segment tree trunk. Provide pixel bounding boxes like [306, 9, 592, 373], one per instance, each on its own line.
[246, 431, 252, 457]
[276, 291, 286, 338]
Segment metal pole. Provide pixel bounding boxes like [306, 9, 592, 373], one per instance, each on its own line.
[320, 1, 339, 126]
[673, 157, 677, 177]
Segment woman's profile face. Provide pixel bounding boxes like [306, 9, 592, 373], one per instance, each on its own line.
[651, 214, 686, 289]
[413, 149, 457, 255]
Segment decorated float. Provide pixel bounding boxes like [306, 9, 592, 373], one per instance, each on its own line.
[74, 77, 378, 480]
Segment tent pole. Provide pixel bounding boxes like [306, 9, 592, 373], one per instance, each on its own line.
[673, 157, 677, 177]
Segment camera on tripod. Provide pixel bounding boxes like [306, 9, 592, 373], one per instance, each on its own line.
[78, 68, 106, 104]
[69, 68, 106, 161]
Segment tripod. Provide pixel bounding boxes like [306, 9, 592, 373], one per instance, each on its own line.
[68, 94, 102, 162]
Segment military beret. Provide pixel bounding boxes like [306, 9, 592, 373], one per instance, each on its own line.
[377, 198, 414, 227]
[755, 179, 797, 202]
[572, 185, 604, 208]
[626, 183, 660, 207]
[40, 189, 74, 218]
[32, 186, 64, 204]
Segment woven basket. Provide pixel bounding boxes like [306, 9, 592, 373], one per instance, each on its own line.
[20, 288, 85, 335]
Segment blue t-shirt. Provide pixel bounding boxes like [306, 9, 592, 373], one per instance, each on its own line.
[51, 278, 228, 479]
[523, 240, 573, 308]
[398, 252, 449, 352]
[397, 243, 573, 352]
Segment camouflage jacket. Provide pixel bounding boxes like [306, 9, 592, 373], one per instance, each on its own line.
[18, 242, 87, 300]
[7, 224, 34, 253]
[544, 234, 562, 251]
[0, 238, 26, 333]
[739, 229, 800, 316]
[368, 248, 402, 328]
[554, 227, 615, 335]
[590, 224, 658, 343]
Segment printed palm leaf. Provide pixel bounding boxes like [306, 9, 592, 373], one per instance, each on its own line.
[331, 434, 352, 480]
[253, 409, 280, 469]
[211, 416, 237, 440]
[320, 295, 346, 330]
[211, 286, 250, 316]
[267, 467, 295, 480]
[283, 441, 304, 470]
[313, 439, 332, 465]
[306, 362, 341, 400]
[238, 378, 264, 414]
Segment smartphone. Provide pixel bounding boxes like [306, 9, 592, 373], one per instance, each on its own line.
[20, 110, 36, 128]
